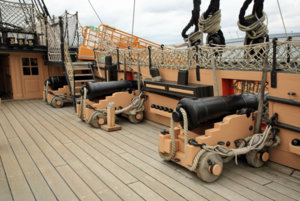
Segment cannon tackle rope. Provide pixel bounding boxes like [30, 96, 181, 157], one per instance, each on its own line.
[178, 107, 280, 167]
[180, 108, 206, 171]
[115, 93, 144, 115]
[159, 116, 176, 161]
[201, 125, 280, 164]
[83, 92, 145, 124]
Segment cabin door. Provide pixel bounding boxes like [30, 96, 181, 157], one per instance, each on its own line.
[0, 54, 12, 99]
[20, 57, 43, 98]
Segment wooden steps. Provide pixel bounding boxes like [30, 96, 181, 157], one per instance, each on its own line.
[71, 61, 95, 98]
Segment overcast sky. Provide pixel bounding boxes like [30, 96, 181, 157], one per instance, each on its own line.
[44, 0, 300, 44]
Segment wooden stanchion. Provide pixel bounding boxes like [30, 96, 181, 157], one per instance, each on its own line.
[102, 102, 121, 131]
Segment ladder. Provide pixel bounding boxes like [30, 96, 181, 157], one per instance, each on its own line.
[63, 45, 95, 105]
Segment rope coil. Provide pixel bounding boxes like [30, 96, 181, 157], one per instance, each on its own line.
[199, 9, 221, 43]
[238, 12, 269, 44]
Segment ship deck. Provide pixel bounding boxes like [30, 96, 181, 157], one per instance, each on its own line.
[0, 99, 299, 201]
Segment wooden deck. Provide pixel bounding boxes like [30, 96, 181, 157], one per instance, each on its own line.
[0, 100, 299, 201]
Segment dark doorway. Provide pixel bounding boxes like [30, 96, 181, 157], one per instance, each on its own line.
[0, 54, 12, 100]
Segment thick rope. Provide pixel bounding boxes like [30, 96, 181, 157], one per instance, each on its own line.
[159, 116, 176, 161]
[276, 0, 288, 38]
[238, 10, 269, 45]
[84, 92, 145, 124]
[115, 93, 144, 115]
[199, 9, 221, 44]
[187, 32, 203, 46]
[201, 125, 279, 164]
[182, 0, 201, 39]
[180, 108, 206, 171]
[87, 0, 104, 24]
[176, 107, 280, 167]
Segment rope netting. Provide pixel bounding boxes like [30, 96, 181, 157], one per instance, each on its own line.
[95, 40, 300, 74]
[276, 40, 300, 72]
[47, 12, 80, 62]
[47, 20, 61, 62]
[62, 12, 80, 48]
[0, 0, 47, 45]
[0, 0, 35, 32]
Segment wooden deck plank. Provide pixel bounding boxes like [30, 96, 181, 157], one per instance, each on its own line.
[6, 103, 66, 168]
[102, 128, 248, 201]
[112, 132, 235, 201]
[267, 161, 294, 175]
[22, 102, 142, 187]
[226, 164, 272, 185]
[56, 165, 100, 201]
[13, 101, 126, 201]
[292, 170, 300, 179]
[12, 103, 72, 145]
[225, 168, 296, 201]
[1, 100, 297, 201]
[120, 153, 209, 201]
[26, 102, 138, 186]
[29, 100, 189, 201]
[128, 181, 166, 201]
[8, 137, 57, 201]
[218, 177, 273, 201]
[64, 143, 143, 201]
[235, 163, 300, 192]
[39, 100, 300, 201]
[0, 123, 35, 201]
[0, 110, 17, 139]
[265, 182, 300, 200]
[43, 104, 126, 155]
[260, 166, 300, 185]
[0, 156, 13, 201]
[1, 103, 79, 201]
[32, 100, 228, 201]
[35, 101, 242, 201]
[121, 121, 163, 144]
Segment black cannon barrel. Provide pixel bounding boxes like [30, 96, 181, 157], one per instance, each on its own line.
[82, 80, 138, 100]
[172, 94, 258, 130]
[46, 76, 67, 90]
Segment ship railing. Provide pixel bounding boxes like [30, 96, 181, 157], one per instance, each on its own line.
[95, 39, 300, 74]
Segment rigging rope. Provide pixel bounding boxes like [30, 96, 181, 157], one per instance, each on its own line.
[276, 0, 288, 38]
[131, 0, 136, 45]
[40, 0, 50, 17]
[181, 0, 202, 46]
[87, 0, 104, 24]
[18, 0, 30, 25]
